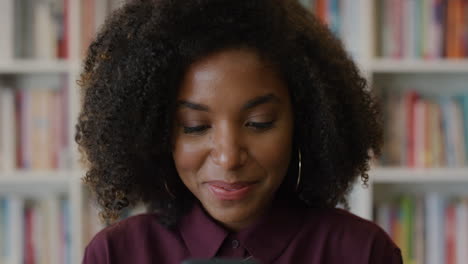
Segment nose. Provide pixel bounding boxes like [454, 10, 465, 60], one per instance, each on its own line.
[210, 124, 248, 170]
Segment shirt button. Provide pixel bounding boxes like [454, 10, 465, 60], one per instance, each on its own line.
[231, 239, 240, 249]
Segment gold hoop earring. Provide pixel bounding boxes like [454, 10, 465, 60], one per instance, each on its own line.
[296, 149, 302, 191]
[164, 181, 176, 199]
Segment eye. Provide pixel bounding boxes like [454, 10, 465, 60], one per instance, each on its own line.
[183, 125, 210, 134]
[245, 121, 275, 131]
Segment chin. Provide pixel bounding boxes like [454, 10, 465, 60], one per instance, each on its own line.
[213, 207, 253, 227]
[202, 197, 266, 229]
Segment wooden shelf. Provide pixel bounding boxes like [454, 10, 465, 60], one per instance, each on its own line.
[371, 59, 468, 73]
[371, 167, 468, 183]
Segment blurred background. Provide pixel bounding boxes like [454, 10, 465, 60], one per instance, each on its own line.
[0, 0, 467, 264]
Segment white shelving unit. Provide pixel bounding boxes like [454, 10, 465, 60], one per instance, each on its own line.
[0, 60, 74, 74]
[371, 59, 468, 73]
[347, 0, 468, 223]
[371, 168, 468, 183]
[0, 0, 86, 263]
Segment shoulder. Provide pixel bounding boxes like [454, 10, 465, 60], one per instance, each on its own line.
[82, 213, 172, 264]
[91, 213, 162, 243]
[306, 208, 383, 232]
[300, 207, 402, 263]
[302, 207, 391, 239]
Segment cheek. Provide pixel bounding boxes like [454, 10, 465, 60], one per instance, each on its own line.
[172, 138, 209, 180]
[252, 126, 293, 180]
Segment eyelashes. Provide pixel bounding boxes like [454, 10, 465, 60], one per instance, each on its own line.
[182, 121, 275, 135]
[245, 121, 275, 130]
[183, 125, 211, 134]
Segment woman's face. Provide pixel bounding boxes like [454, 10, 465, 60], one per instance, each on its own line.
[172, 49, 293, 231]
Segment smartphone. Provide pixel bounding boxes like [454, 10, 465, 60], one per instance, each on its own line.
[182, 258, 257, 264]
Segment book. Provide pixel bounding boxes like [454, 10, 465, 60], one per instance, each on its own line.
[452, 100, 467, 166]
[34, 0, 57, 59]
[455, 199, 468, 264]
[9, 197, 24, 264]
[339, 0, 359, 58]
[0, 198, 7, 263]
[403, 0, 417, 58]
[400, 196, 414, 263]
[54, 0, 68, 58]
[425, 192, 444, 264]
[439, 97, 454, 167]
[456, 95, 468, 164]
[327, 0, 340, 36]
[414, 196, 425, 264]
[414, 99, 427, 167]
[81, 0, 96, 57]
[0, 87, 16, 171]
[0, 0, 14, 60]
[405, 91, 419, 167]
[445, 202, 456, 264]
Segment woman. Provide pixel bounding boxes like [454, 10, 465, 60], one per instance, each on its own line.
[76, 0, 402, 263]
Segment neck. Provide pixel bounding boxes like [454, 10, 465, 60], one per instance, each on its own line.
[219, 201, 274, 232]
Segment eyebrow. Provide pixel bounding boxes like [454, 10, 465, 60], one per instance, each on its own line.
[177, 93, 280, 112]
[242, 93, 279, 110]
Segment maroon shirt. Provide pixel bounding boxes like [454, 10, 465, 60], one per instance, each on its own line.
[83, 199, 402, 264]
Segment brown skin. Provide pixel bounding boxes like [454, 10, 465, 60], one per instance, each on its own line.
[172, 49, 294, 231]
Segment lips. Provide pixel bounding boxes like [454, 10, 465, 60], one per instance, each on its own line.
[206, 181, 253, 190]
[205, 181, 257, 201]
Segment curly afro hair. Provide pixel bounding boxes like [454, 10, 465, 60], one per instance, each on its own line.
[75, 0, 383, 228]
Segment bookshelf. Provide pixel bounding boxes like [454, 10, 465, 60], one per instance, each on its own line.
[349, 0, 468, 263]
[338, 0, 468, 209]
[0, 0, 466, 264]
[0, 0, 116, 264]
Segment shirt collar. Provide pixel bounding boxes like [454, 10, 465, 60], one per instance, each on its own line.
[178, 201, 228, 258]
[237, 198, 306, 263]
[178, 198, 306, 262]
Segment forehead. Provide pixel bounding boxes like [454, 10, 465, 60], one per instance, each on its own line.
[177, 49, 289, 104]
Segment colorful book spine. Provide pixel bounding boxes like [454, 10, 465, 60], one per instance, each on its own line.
[0, 196, 71, 264]
[12, 86, 68, 170]
[382, 92, 468, 167]
[379, 0, 468, 58]
[376, 194, 468, 264]
[457, 95, 468, 164]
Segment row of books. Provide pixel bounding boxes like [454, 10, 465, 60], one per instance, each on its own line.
[0, 81, 70, 171]
[0, 196, 71, 264]
[381, 91, 468, 168]
[80, 0, 122, 57]
[298, 0, 360, 58]
[0, 0, 68, 60]
[375, 193, 468, 264]
[0, 0, 123, 60]
[378, 0, 468, 59]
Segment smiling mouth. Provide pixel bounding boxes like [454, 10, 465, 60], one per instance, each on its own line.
[205, 181, 258, 201]
[207, 181, 255, 189]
